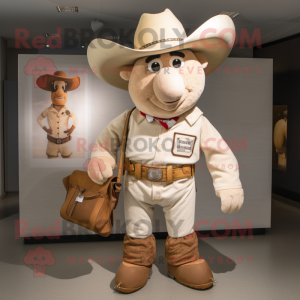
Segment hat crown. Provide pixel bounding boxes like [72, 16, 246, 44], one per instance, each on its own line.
[134, 8, 187, 50]
[36, 71, 80, 91]
[53, 71, 67, 78]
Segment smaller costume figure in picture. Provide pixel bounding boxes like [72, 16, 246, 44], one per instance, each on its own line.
[274, 110, 287, 168]
[36, 71, 80, 158]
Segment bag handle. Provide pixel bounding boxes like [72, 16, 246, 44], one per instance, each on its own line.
[117, 108, 135, 184]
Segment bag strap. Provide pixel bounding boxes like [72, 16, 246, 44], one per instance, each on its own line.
[117, 108, 135, 184]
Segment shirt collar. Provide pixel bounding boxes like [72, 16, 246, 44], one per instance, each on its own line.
[49, 104, 67, 113]
[132, 108, 145, 124]
[181, 106, 203, 126]
[133, 106, 203, 127]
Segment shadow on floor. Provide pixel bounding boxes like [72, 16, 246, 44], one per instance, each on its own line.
[153, 238, 236, 277]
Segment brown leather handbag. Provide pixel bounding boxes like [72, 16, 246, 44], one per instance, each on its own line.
[60, 108, 134, 237]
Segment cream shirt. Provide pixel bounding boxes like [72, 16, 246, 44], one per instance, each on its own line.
[91, 107, 242, 192]
[37, 104, 78, 139]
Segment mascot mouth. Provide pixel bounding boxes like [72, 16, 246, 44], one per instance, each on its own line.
[166, 99, 180, 104]
[54, 98, 65, 101]
[163, 88, 190, 107]
[149, 88, 191, 112]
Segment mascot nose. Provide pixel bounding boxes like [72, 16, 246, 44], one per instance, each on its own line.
[153, 67, 185, 104]
[56, 88, 64, 97]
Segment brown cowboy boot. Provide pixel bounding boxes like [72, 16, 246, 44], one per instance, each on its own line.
[166, 232, 214, 289]
[114, 234, 156, 293]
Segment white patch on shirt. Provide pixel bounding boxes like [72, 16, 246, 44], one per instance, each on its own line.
[163, 119, 176, 128]
[146, 114, 154, 122]
[172, 133, 197, 158]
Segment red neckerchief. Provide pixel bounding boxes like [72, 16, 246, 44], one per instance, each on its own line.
[140, 111, 179, 130]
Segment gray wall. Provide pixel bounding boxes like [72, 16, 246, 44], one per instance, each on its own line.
[4, 81, 19, 192]
[18, 55, 272, 237]
[0, 37, 7, 198]
[254, 36, 300, 199]
[229, 46, 253, 58]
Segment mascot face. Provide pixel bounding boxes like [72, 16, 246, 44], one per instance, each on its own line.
[51, 80, 68, 106]
[120, 50, 207, 118]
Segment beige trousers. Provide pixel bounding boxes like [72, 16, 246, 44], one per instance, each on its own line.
[124, 172, 196, 239]
[46, 141, 72, 158]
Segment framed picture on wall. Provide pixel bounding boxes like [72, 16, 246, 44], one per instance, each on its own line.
[19, 55, 89, 169]
[273, 105, 288, 171]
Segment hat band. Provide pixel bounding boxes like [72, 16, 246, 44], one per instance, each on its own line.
[139, 38, 183, 50]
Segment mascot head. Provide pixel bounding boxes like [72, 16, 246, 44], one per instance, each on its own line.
[88, 9, 235, 118]
[36, 71, 80, 106]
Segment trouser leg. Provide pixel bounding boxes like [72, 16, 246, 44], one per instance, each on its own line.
[162, 178, 196, 238]
[114, 174, 155, 293]
[124, 173, 154, 238]
[60, 141, 72, 158]
[46, 141, 58, 158]
[162, 179, 213, 289]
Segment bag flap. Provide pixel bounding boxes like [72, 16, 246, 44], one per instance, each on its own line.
[68, 170, 116, 193]
[78, 189, 99, 198]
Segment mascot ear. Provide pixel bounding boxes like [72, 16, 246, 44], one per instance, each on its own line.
[120, 65, 134, 81]
[201, 62, 208, 69]
[194, 52, 208, 68]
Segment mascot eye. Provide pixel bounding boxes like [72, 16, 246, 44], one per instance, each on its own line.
[169, 56, 184, 68]
[62, 86, 65, 91]
[148, 59, 163, 73]
[55, 85, 58, 91]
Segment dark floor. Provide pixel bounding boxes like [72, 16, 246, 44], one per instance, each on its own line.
[0, 193, 299, 300]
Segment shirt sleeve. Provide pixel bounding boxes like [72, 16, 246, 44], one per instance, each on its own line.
[41, 108, 49, 118]
[91, 110, 130, 162]
[200, 116, 242, 193]
[37, 108, 48, 128]
[70, 113, 78, 127]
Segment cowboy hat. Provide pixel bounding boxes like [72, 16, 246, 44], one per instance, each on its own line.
[87, 8, 236, 91]
[36, 71, 80, 91]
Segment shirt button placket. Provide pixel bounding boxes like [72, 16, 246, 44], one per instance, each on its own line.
[153, 129, 165, 167]
[57, 115, 60, 137]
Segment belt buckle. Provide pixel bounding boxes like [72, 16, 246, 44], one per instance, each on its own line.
[148, 168, 162, 181]
[57, 138, 62, 144]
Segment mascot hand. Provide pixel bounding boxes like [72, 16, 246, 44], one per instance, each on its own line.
[87, 156, 116, 185]
[64, 125, 75, 136]
[43, 126, 53, 135]
[216, 188, 244, 213]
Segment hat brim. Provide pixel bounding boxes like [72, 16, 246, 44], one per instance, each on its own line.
[36, 74, 80, 91]
[87, 15, 235, 91]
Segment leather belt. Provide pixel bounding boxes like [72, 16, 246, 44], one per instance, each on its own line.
[47, 135, 71, 145]
[125, 158, 195, 184]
